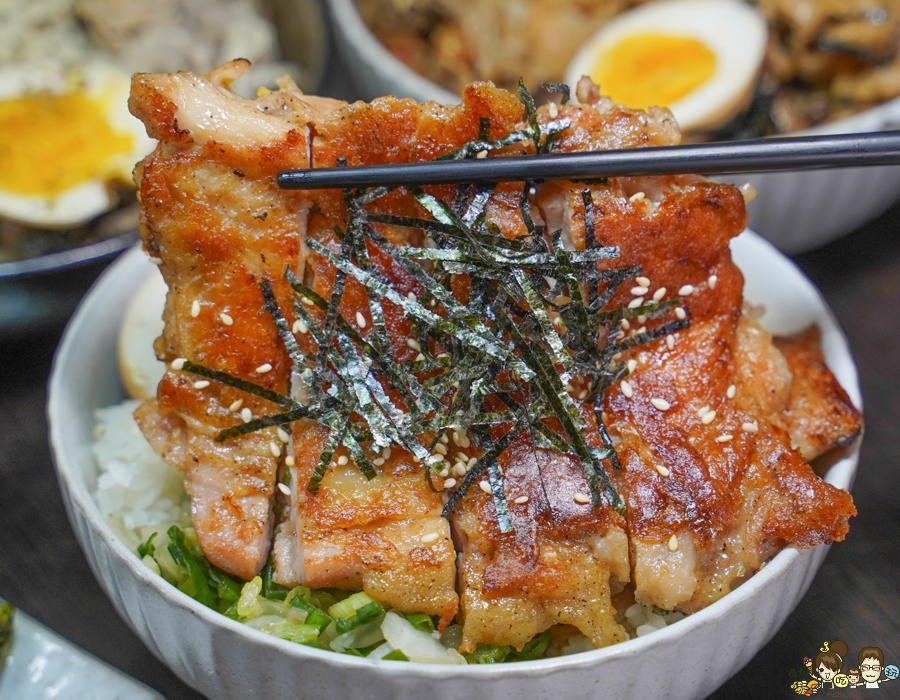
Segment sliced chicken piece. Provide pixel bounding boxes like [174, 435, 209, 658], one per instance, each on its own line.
[129, 60, 343, 579]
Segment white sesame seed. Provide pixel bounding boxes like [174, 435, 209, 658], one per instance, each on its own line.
[629, 192, 645, 203]
[573, 492, 591, 504]
[407, 339, 421, 351]
[612, 352, 622, 360]
[635, 276, 651, 287]
[467, 455, 478, 466]
[407, 292, 416, 302]
[620, 318, 630, 330]
[434, 443, 448, 455]
[708, 275, 718, 290]
[148, 256, 163, 265]
[301, 296, 315, 306]
[479, 480, 492, 494]
[475, 149, 488, 159]
[697, 405, 710, 417]
[548, 102, 559, 118]
[601, 411, 609, 423]
[415, 353, 425, 362]
[716, 434, 734, 443]
[628, 297, 645, 308]
[656, 465, 670, 477]
[229, 399, 243, 412]
[431, 454, 445, 464]
[459, 434, 471, 448]
[668, 534, 679, 552]
[634, 326, 647, 335]
[637, 315, 647, 324]
[452, 464, 466, 477]
[740, 181, 758, 204]
[191, 300, 201, 317]
[726, 384, 736, 399]
[255, 363, 273, 375]
[652, 287, 666, 302]
[742, 421, 759, 433]
[337, 455, 349, 466]
[678, 284, 695, 296]
[439, 468, 449, 477]
[355, 311, 367, 328]
[578, 390, 588, 400]
[421, 532, 440, 543]
[630, 286, 648, 296]
[444, 478, 459, 489]
[370, 457, 384, 467]
[701, 410, 717, 424]
[277, 428, 290, 443]
[293, 319, 308, 334]
[278, 482, 291, 496]
[651, 398, 671, 411]
[285, 455, 295, 467]
[675, 307, 687, 320]
[171, 357, 187, 371]
[666, 334, 675, 350]
[193, 380, 210, 389]
[219, 313, 233, 326]
[270, 442, 281, 458]
[241, 408, 252, 422]
[621, 380, 634, 398]
[627, 359, 638, 373]
[514, 495, 529, 504]
[440, 434, 449, 444]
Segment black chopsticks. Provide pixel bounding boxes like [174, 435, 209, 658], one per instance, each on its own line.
[277, 130, 900, 190]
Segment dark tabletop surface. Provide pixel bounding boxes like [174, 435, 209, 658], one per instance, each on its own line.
[1, 43, 899, 700]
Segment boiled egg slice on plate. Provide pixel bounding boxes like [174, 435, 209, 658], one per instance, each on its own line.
[564, 0, 767, 132]
[0, 61, 156, 228]
[118, 266, 168, 401]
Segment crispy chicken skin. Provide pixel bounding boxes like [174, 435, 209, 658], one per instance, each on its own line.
[129, 61, 860, 648]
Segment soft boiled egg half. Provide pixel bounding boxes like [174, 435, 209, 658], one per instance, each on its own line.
[564, 0, 767, 132]
[0, 61, 156, 228]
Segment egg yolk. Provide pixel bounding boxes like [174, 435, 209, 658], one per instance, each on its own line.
[592, 33, 716, 110]
[0, 91, 134, 197]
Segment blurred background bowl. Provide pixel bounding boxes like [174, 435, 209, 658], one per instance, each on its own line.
[0, 0, 327, 337]
[324, 0, 900, 254]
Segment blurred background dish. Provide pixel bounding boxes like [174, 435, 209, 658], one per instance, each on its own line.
[0, 0, 327, 334]
[326, 0, 900, 252]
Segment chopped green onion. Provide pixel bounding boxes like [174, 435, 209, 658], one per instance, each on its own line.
[465, 643, 512, 664]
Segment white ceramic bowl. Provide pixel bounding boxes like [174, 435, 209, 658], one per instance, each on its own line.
[325, 0, 900, 253]
[49, 230, 861, 700]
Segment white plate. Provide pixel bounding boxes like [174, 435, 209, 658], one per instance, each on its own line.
[48, 230, 861, 700]
[0, 609, 163, 700]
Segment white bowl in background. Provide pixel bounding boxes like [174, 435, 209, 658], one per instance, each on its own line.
[325, 0, 900, 253]
[48, 229, 861, 700]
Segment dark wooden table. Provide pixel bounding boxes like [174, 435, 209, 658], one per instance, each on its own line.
[1, 54, 899, 699]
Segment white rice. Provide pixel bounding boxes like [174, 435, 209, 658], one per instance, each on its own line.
[92, 400, 190, 551]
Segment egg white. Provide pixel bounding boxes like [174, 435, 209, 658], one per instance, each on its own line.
[564, 0, 768, 132]
[0, 60, 156, 228]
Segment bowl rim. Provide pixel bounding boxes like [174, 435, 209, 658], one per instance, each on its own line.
[0, 228, 138, 280]
[48, 230, 862, 679]
[325, 0, 900, 137]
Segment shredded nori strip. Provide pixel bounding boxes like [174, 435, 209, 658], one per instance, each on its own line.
[182, 90, 693, 527]
[541, 82, 571, 105]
